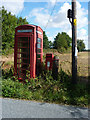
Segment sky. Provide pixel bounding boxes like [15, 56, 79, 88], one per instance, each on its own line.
[1, 0, 89, 49]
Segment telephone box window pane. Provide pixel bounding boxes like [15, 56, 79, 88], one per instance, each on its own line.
[37, 38, 41, 43]
[17, 53, 21, 58]
[20, 49, 21, 52]
[37, 54, 41, 58]
[17, 59, 22, 63]
[37, 43, 41, 48]
[20, 64, 21, 67]
[18, 37, 28, 42]
[17, 69, 21, 74]
[37, 49, 41, 53]
[17, 64, 21, 68]
[37, 59, 41, 63]
[18, 42, 28, 47]
[17, 48, 21, 53]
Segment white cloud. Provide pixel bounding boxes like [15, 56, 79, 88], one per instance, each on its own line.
[26, 8, 50, 28]
[51, 3, 71, 27]
[26, 2, 88, 30]
[2, 0, 24, 15]
[49, 0, 56, 6]
[50, 1, 88, 31]
[77, 28, 88, 49]
[48, 36, 54, 42]
[27, 2, 71, 31]
[28, 2, 88, 49]
[2, 1, 88, 48]
[78, 29, 87, 39]
[77, 2, 88, 29]
[67, 29, 72, 37]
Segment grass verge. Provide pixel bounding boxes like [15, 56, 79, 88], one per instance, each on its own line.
[1, 67, 89, 107]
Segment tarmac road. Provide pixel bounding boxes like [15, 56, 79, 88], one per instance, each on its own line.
[0, 98, 89, 119]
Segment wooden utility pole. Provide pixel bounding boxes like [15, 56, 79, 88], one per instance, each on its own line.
[67, 0, 77, 84]
[72, 0, 77, 84]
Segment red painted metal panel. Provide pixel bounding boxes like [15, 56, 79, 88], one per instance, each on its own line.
[14, 24, 43, 80]
[14, 34, 17, 76]
[30, 35, 33, 78]
[33, 27, 36, 78]
[45, 53, 54, 70]
[36, 26, 43, 63]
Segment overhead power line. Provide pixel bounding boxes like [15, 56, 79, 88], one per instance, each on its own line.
[19, 6, 25, 18]
[44, 0, 57, 30]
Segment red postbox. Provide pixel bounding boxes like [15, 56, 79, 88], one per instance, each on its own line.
[45, 53, 54, 70]
[14, 24, 43, 80]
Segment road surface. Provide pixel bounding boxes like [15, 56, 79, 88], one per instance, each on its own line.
[0, 98, 89, 119]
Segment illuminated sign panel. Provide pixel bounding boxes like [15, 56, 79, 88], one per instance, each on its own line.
[36, 30, 42, 35]
[17, 29, 32, 33]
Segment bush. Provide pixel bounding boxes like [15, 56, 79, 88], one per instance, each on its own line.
[57, 47, 66, 53]
[1, 68, 89, 107]
[2, 67, 14, 79]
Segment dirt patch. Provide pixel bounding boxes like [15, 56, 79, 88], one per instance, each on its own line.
[0, 53, 14, 69]
[1, 51, 89, 81]
[1, 53, 14, 62]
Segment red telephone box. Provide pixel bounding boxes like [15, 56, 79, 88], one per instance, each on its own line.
[14, 24, 43, 80]
[45, 53, 54, 70]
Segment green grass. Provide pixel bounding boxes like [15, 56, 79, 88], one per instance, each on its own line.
[43, 48, 71, 54]
[43, 49, 58, 54]
[1, 67, 89, 107]
[2, 48, 14, 56]
[4, 61, 13, 66]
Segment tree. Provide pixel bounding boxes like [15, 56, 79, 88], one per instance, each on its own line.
[2, 7, 17, 52]
[17, 17, 28, 26]
[53, 32, 72, 50]
[43, 31, 49, 49]
[77, 40, 85, 52]
[2, 6, 29, 54]
[49, 41, 53, 48]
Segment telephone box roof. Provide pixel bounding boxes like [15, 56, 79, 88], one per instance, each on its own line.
[15, 24, 43, 32]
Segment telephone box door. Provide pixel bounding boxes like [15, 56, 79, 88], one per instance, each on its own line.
[15, 36, 31, 80]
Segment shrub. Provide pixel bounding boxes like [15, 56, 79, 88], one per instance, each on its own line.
[1, 68, 89, 107]
[57, 47, 66, 53]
